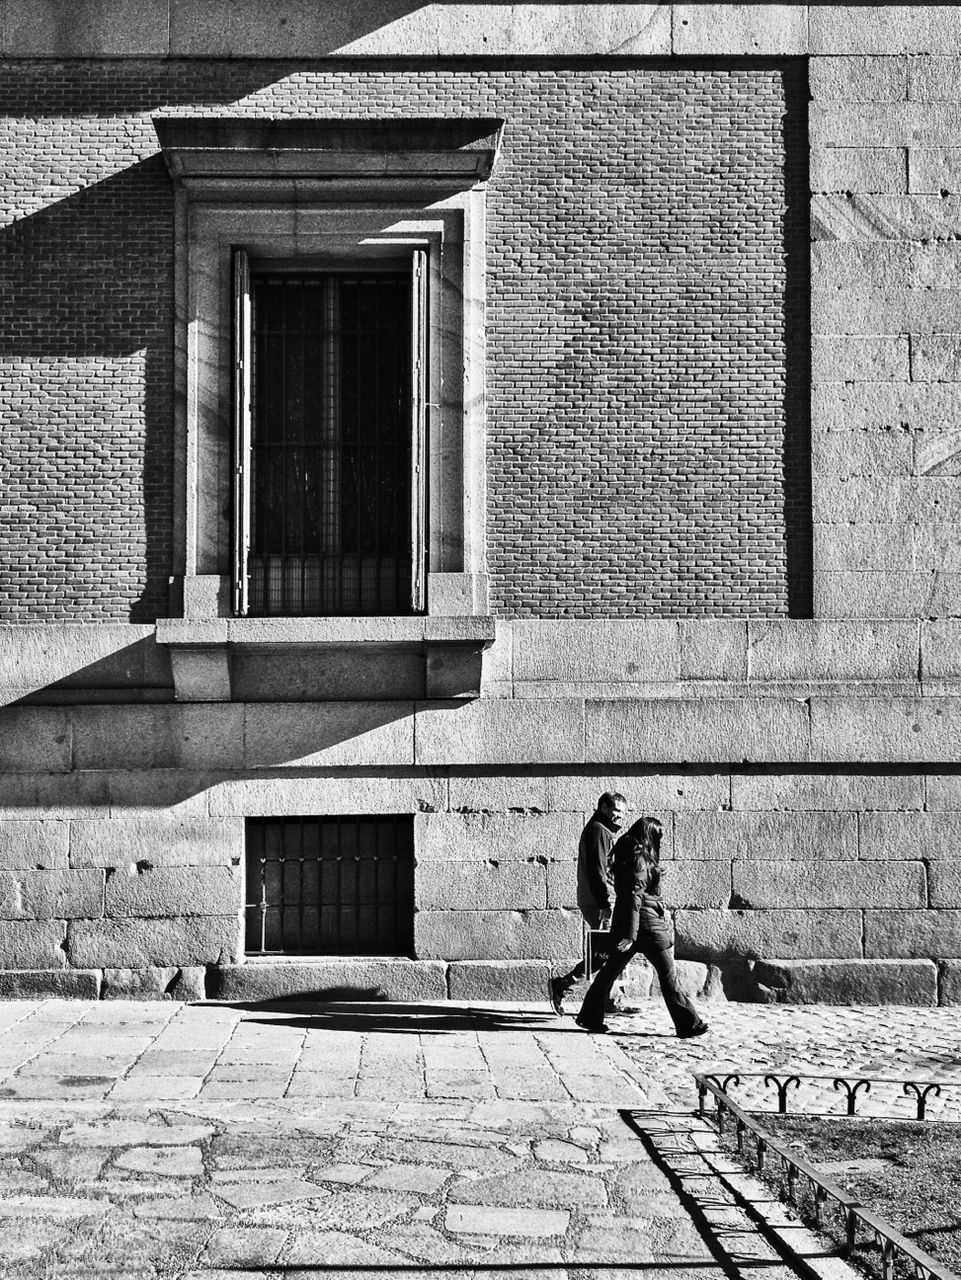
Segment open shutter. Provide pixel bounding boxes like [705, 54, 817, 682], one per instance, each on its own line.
[232, 249, 253, 617]
[410, 249, 428, 613]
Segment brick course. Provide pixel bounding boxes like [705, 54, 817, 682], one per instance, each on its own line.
[0, 59, 810, 620]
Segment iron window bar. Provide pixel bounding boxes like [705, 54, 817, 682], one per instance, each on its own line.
[234, 258, 425, 618]
[244, 816, 414, 958]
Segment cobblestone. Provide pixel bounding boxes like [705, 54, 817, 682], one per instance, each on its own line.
[0, 998, 955, 1277]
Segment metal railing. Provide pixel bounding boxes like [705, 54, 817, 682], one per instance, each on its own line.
[695, 1072, 960, 1280]
[697, 1070, 960, 1120]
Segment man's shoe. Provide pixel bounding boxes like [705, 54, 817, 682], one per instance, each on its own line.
[575, 1017, 609, 1034]
[677, 1022, 709, 1039]
[549, 978, 568, 1016]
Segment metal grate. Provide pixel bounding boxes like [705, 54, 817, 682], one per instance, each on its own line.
[244, 816, 415, 957]
[248, 273, 413, 616]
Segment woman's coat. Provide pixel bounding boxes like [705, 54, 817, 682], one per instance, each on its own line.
[609, 832, 673, 951]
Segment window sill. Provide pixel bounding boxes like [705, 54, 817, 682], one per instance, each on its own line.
[155, 616, 495, 702]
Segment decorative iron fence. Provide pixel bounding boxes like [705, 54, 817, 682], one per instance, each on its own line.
[695, 1072, 961, 1280]
[695, 1071, 961, 1121]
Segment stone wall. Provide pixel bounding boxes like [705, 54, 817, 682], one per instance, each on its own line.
[2, 6, 961, 1001]
[0, 748, 958, 1004]
[812, 53, 961, 618]
[0, 5, 957, 60]
[0, 618, 960, 1003]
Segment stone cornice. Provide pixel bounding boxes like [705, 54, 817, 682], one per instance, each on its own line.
[153, 117, 505, 188]
[6, 6, 959, 61]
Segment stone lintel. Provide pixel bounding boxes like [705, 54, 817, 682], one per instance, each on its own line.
[167, 646, 231, 703]
[20, 5, 961, 62]
[210, 959, 448, 1003]
[0, 969, 101, 1000]
[447, 960, 551, 1002]
[154, 117, 505, 186]
[102, 966, 207, 1000]
[425, 644, 486, 700]
[939, 960, 961, 1005]
[0, 957, 956, 1006]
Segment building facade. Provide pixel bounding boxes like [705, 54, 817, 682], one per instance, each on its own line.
[1, 2, 960, 1004]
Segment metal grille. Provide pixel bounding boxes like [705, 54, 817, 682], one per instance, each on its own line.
[244, 816, 415, 957]
[248, 273, 413, 616]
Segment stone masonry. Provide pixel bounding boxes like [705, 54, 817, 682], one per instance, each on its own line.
[3, 618, 961, 1003]
[1, 6, 961, 1004]
[0, 998, 959, 1277]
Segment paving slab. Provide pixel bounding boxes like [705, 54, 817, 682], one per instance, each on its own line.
[0, 998, 955, 1277]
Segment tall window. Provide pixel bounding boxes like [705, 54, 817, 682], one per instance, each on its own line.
[233, 254, 428, 617]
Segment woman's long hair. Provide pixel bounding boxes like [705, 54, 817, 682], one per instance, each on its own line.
[629, 816, 662, 863]
[617, 816, 663, 896]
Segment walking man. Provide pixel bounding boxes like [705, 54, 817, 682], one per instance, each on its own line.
[549, 791, 627, 1014]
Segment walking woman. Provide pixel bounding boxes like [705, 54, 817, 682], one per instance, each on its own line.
[575, 815, 708, 1038]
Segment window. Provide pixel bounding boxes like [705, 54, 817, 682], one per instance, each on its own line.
[244, 815, 414, 957]
[235, 256, 428, 617]
[154, 118, 498, 701]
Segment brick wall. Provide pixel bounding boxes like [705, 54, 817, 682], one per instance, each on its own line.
[485, 63, 811, 618]
[0, 59, 809, 621]
[0, 130, 174, 621]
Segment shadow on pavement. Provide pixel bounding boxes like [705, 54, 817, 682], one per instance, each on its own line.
[206, 999, 676, 1036]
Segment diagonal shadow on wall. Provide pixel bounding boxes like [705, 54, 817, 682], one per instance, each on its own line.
[0, 158, 179, 622]
[0, 60, 318, 622]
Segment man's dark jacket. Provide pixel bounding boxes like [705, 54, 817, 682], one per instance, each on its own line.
[576, 810, 617, 915]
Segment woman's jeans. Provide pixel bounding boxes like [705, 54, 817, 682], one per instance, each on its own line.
[578, 937, 702, 1034]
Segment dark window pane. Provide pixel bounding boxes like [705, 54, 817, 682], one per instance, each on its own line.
[244, 816, 415, 957]
[247, 272, 414, 616]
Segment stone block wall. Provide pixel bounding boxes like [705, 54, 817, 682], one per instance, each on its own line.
[0, 6, 960, 1002]
[1, 615, 961, 1004]
[811, 48, 961, 618]
[0, 749, 957, 1003]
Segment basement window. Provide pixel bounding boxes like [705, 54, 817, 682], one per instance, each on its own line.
[244, 816, 414, 957]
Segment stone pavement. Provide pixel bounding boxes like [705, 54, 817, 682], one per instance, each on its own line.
[0, 998, 956, 1279]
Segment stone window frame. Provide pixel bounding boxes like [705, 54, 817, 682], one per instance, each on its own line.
[153, 118, 502, 699]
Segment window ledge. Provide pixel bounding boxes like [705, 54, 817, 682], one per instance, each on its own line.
[155, 616, 495, 702]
